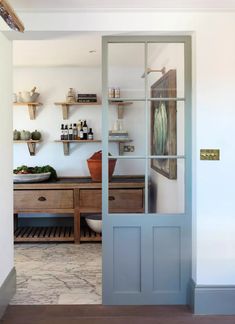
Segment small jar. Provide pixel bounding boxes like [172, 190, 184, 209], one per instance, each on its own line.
[66, 88, 75, 103]
[108, 88, 115, 98]
[114, 88, 120, 98]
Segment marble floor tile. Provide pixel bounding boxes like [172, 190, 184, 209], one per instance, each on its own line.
[11, 243, 102, 305]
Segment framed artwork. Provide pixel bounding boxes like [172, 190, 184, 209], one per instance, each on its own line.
[151, 69, 177, 179]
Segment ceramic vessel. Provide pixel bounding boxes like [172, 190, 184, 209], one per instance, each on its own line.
[66, 88, 75, 103]
[21, 91, 31, 102]
[85, 215, 102, 233]
[13, 172, 51, 183]
[20, 87, 40, 103]
[87, 151, 116, 182]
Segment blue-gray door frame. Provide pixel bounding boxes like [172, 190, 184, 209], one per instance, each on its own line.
[102, 35, 192, 305]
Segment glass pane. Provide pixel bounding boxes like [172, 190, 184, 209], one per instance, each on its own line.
[147, 43, 185, 99]
[108, 100, 146, 156]
[148, 158, 185, 214]
[108, 158, 145, 214]
[148, 100, 185, 156]
[108, 43, 145, 99]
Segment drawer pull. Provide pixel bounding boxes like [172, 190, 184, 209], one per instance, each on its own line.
[109, 196, 115, 201]
[38, 196, 46, 202]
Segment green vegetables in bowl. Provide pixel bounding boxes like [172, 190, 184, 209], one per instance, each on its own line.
[13, 165, 57, 180]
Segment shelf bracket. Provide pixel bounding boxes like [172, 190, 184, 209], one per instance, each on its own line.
[62, 104, 69, 120]
[28, 104, 36, 120]
[117, 106, 124, 119]
[119, 142, 125, 156]
[27, 142, 36, 156]
[63, 142, 70, 155]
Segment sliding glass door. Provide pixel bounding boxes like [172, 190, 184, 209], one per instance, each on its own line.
[102, 36, 192, 304]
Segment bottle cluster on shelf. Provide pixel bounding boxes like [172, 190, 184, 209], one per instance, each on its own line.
[60, 120, 94, 141]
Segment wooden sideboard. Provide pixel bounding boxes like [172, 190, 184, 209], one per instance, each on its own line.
[14, 176, 145, 243]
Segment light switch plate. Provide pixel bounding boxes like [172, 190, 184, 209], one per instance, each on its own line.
[200, 149, 220, 160]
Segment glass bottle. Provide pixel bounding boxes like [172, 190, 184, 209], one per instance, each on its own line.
[60, 124, 64, 140]
[69, 124, 73, 140]
[64, 125, 68, 140]
[73, 123, 78, 140]
[88, 128, 94, 140]
[79, 124, 84, 140]
[83, 120, 88, 140]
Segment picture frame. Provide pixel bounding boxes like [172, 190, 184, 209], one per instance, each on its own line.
[151, 69, 177, 179]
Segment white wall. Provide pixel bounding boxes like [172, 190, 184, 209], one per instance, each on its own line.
[8, 10, 235, 286]
[0, 33, 14, 287]
[13, 65, 145, 176]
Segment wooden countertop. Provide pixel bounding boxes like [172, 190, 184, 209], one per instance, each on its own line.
[14, 176, 145, 190]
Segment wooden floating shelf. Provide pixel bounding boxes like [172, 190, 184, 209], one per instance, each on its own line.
[109, 100, 133, 119]
[55, 139, 133, 156]
[54, 102, 101, 120]
[14, 102, 43, 120]
[13, 140, 41, 156]
[54, 140, 102, 156]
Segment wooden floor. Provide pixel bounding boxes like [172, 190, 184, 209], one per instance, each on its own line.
[2, 305, 235, 324]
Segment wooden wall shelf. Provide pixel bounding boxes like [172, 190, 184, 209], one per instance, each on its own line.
[14, 102, 42, 120]
[14, 140, 41, 156]
[55, 139, 133, 156]
[54, 140, 101, 155]
[54, 102, 101, 120]
[109, 101, 133, 119]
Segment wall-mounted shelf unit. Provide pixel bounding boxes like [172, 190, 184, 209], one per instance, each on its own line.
[55, 139, 133, 156]
[14, 102, 43, 120]
[13, 140, 41, 156]
[109, 101, 133, 119]
[54, 102, 101, 120]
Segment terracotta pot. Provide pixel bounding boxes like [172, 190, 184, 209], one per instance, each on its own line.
[87, 151, 116, 182]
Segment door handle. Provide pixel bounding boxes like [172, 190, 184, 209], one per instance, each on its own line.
[38, 196, 46, 201]
[109, 196, 115, 201]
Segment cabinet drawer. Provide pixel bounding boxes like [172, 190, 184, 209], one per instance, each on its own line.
[79, 189, 144, 212]
[14, 190, 74, 210]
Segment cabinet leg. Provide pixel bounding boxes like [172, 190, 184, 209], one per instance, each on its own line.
[14, 213, 18, 231]
[74, 209, 80, 244]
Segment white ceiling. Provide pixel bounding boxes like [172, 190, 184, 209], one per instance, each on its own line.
[10, 0, 235, 11]
[13, 32, 103, 67]
[13, 32, 163, 67]
[13, 32, 166, 68]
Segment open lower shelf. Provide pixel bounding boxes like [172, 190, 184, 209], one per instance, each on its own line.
[13, 140, 41, 156]
[14, 225, 102, 243]
[80, 227, 102, 242]
[14, 226, 74, 242]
